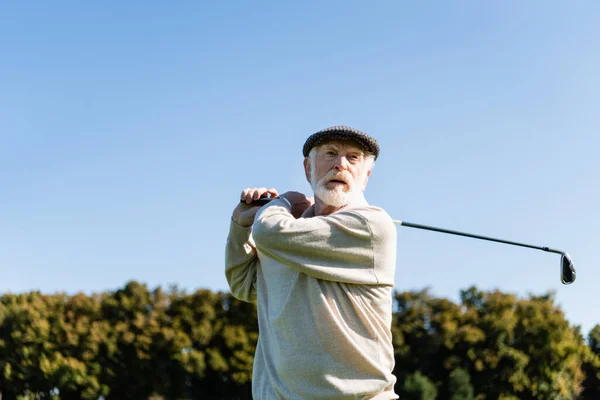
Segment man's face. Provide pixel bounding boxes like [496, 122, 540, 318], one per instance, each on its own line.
[304, 140, 372, 207]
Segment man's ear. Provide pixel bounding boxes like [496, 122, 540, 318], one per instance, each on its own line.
[303, 157, 311, 183]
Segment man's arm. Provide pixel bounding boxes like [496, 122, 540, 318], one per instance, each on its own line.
[225, 219, 259, 302]
[224, 187, 279, 302]
[252, 198, 397, 286]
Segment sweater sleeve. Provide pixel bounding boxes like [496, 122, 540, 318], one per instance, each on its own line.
[225, 219, 259, 302]
[252, 198, 397, 286]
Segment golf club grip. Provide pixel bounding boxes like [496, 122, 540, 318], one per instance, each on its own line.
[240, 198, 274, 206]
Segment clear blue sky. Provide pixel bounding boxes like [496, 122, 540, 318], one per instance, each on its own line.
[1, 2, 598, 334]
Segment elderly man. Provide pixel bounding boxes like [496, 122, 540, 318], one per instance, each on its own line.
[225, 126, 398, 399]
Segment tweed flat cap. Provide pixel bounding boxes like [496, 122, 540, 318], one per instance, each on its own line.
[302, 126, 380, 160]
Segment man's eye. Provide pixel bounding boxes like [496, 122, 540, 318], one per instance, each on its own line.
[325, 151, 336, 156]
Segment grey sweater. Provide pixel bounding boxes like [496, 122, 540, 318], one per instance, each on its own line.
[225, 197, 398, 399]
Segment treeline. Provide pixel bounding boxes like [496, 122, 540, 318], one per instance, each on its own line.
[0, 281, 598, 400]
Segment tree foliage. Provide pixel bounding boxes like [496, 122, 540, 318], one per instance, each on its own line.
[392, 286, 590, 399]
[580, 324, 600, 399]
[399, 371, 438, 400]
[0, 282, 256, 399]
[0, 282, 596, 399]
[448, 367, 474, 400]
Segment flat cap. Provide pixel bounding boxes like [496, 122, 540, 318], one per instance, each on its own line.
[302, 125, 380, 160]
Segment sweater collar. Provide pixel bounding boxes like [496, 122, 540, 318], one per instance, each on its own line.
[301, 193, 369, 218]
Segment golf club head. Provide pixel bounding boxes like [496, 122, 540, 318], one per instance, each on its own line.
[560, 253, 576, 285]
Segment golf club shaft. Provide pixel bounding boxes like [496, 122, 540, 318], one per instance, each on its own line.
[393, 220, 564, 255]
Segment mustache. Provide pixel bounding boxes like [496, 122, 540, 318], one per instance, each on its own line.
[320, 170, 352, 185]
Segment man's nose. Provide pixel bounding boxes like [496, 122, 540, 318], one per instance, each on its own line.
[334, 155, 350, 170]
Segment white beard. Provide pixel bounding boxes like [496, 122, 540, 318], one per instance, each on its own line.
[310, 168, 364, 207]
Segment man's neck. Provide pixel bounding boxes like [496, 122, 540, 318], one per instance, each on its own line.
[312, 193, 368, 217]
[313, 198, 344, 216]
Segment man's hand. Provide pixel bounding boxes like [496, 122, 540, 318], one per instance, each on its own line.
[233, 187, 279, 227]
[280, 191, 314, 218]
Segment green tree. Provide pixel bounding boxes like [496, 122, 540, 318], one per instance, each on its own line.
[0, 282, 595, 400]
[95, 281, 160, 398]
[399, 371, 438, 400]
[448, 368, 473, 400]
[580, 325, 600, 399]
[512, 293, 584, 399]
[391, 286, 586, 400]
[392, 288, 439, 386]
[186, 292, 257, 399]
[0, 291, 107, 399]
[589, 324, 600, 355]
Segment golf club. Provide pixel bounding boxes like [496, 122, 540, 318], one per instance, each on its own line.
[242, 198, 576, 285]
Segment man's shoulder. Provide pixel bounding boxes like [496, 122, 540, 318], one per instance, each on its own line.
[345, 206, 397, 243]
[338, 205, 395, 226]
